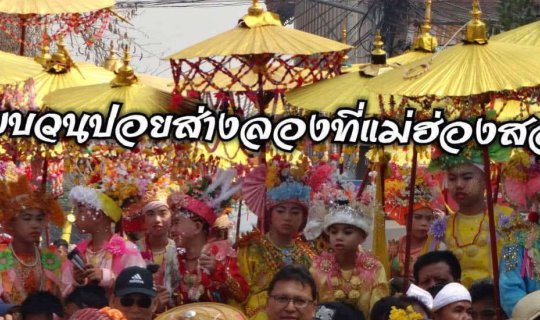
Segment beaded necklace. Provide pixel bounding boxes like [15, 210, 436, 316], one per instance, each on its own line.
[261, 235, 307, 272]
[9, 243, 44, 301]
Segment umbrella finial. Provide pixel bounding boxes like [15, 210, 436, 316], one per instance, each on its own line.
[341, 19, 350, 66]
[35, 23, 51, 68]
[413, 0, 438, 52]
[103, 41, 120, 72]
[371, 31, 387, 65]
[465, 0, 488, 44]
[248, 0, 263, 16]
[111, 45, 138, 87]
[45, 36, 73, 74]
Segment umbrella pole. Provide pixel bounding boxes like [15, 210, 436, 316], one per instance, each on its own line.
[403, 144, 418, 292]
[235, 201, 243, 245]
[481, 101, 502, 320]
[257, 71, 266, 165]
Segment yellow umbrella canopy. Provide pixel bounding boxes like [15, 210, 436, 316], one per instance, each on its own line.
[155, 303, 248, 320]
[491, 20, 540, 47]
[285, 32, 395, 114]
[45, 50, 196, 116]
[0, 50, 42, 84]
[166, 1, 350, 59]
[368, 3, 540, 98]
[0, 0, 114, 14]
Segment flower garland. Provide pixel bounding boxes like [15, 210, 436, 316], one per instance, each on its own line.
[388, 306, 423, 320]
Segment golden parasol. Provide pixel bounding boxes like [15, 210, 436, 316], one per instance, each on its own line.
[285, 32, 394, 114]
[0, 50, 42, 84]
[44, 48, 198, 116]
[155, 302, 248, 320]
[367, 2, 540, 315]
[31, 40, 115, 107]
[0, 0, 113, 14]
[491, 20, 540, 47]
[387, 0, 437, 66]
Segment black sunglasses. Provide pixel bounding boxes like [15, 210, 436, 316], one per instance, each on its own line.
[120, 295, 152, 309]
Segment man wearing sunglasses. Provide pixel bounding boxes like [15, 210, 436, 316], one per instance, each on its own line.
[110, 266, 157, 320]
[265, 265, 318, 320]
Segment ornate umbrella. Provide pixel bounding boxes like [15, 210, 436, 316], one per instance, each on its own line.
[167, 0, 350, 163]
[0, 0, 115, 55]
[0, 50, 42, 84]
[367, 2, 540, 316]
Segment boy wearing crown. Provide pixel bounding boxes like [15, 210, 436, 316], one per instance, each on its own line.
[0, 174, 65, 304]
[238, 156, 316, 320]
[62, 185, 145, 296]
[428, 144, 513, 288]
[168, 169, 249, 306]
[304, 172, 388, 318]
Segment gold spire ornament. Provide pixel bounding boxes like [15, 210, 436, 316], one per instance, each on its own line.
[111, 46, 138, 87]
[102, 41, 121, 72]
[242, 0, 281, 28]
[414, 0, 438, 51]
[465, 0, 488, 44]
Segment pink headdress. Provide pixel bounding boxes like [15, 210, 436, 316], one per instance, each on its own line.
[502, 150, 538, 212]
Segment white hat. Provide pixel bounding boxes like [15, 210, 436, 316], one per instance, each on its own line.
[432, 283, 471, 312]
[407, 283, 434, 310]
[511, 291, 540, 320]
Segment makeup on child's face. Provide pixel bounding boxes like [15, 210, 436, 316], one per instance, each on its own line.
[447, 163, 485, 207]
[170, 212, 197, 247]
[74, 203, 100, 233]
[270, 203, 304, 236]
[11, 208, 46, 243]
[327, 223, 366, 254]
[412, 207, 434, 238]
[144, 206, 171, 236]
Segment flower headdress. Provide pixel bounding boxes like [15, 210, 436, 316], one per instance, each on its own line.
[428, 141, 511, 172]
[0, 174, 64, 226]
[388, 306, 423, 320]
[243, 155, 312, 224]
[502, 149, 540, 212]
[304, 164, 373, 240]
[384, 164, 443, 225]
[167, 168, 241, 226]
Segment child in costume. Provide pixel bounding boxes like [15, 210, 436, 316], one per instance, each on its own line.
[62, 185, 145, 296]
[428, 143, 513, 288]
[238, 156, 315, 319]
[385, 165, 443, 279]
[0, 174, 65, 304]
[304, 171, 388, 318]
[168, 168, 249, 306]
[499, 150, 540, 316]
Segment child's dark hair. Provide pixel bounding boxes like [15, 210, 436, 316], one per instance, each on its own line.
[21, 291, 64, 319]
[370, 296, 407, 320]
[65, 284, 108, 309]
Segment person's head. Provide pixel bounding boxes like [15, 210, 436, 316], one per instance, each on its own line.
[469, 279, 498, 320]
[20, 291, 63, 320]
[110, 266, 157, 320]
[7, 208, 46, 245]
[268, 202, 307, 238]
[313, 302, 365, 320]
[432, 283, 472, 320]
[266, 265, 317, 320]
[414, 251, 461, 291]
[411, 207, 434, 240]
[399, 296, 431, 320]
[70, 186, 122, 234]
[0, 301, 19, 318]
[64, 285, 109, 319]
[53, 238, 69, 258]
[326, 223, 367, 255]
[369, 296, 407, 320]
[447, 163, 485, 211]
[142, 201, 171, 238]
[0, 175, 64, 244]
[170, 208, 210, 247]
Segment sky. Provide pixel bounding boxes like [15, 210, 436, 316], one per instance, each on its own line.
[122, 4, 251, 76]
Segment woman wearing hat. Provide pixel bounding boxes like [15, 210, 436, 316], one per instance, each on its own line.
[238, 156, 315, 319]
[62, 185, 145, 296]
[0, 174, 65, 304]
[304, 171, 388, 318]
[168, 169, 249, 306]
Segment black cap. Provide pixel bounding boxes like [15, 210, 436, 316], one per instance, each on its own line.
[114, 266, 156, 297]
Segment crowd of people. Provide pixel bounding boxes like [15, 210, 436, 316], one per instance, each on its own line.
[0, 145, 539, 320]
